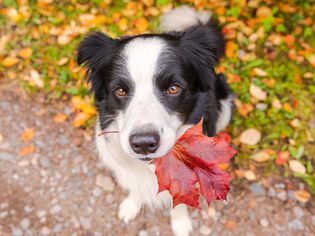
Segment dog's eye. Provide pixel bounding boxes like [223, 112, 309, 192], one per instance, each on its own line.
[115, 87, 127, 97]
[166, 84, 181, 95]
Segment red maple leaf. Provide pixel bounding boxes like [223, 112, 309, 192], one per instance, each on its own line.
[153, 119, 237, 208]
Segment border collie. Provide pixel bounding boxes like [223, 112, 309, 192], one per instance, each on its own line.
[77, 6, 233, 236]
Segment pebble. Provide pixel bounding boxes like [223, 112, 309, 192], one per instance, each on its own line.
[259, 218, 269, 227]
[39, 156, 50, 169]
[311, 215, 315, 226]
[37, 210, 46, 218]
[50, 204, 62, 214]
[52, 223, 63, 233]
[199, 225, 212, 235]
[20, 218, 30, 229]
[0, 211, 8, 218]
[276, 191, 287, 201]
[267, 187, 277, 198]
[94, 232, 102, 236]
[288, 219, 304, 230]
[275, 183, 286, 189]
[250, 183, 266, 197]
[12, 228, 23, 236]
[93, 187, 102, 197]
[0, 151, 16, 162]
[80, 216, 91, 230]
[96, 175, 114, 192]
[293, 206, 304, 218]
[40, 227, 51, 235]
[138, 230, 149, 236]
[248, 210, 256, 221]
[59, 135, 70, 145]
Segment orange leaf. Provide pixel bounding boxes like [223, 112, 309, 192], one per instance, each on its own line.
[19, 145, 35, 157]
[225, 41, 235, 58]
[18, 47, 33, 59]
[284, 35, 295, 48]
[134, 17, 149, 33]
[21, 128, 35, 142]
[73, 112, 91, 127]
[2, 57, 19, 67]
[53, 113, 67, 123]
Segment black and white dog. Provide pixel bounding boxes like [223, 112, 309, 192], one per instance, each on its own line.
[77, 6, 233, 236]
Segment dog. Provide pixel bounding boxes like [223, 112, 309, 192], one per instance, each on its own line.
[77, 6, 233, 236]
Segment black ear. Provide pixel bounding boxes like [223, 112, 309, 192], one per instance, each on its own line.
[77, 32, 116, 72]
[77, 32, 117, 100]
[177, 20, 225, 90]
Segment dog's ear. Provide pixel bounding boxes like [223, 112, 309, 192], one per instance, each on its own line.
[177, 20, 225, 90]
[77, 32, 116, 72]
[77, 32, 117, 100]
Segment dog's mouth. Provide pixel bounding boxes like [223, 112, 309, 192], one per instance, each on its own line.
[138, 157, 153, 162]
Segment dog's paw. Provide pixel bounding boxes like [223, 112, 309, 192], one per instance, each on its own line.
[118, 196, 141, 223]
[171, 214, 193, 236]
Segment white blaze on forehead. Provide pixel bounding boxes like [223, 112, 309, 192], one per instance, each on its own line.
[123, 37, 165, 85]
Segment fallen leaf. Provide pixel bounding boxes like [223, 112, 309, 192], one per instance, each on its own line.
[21, 128, 35, 142]
[57, 35, 72, 45]
[71, 96, 96, 115]
[256, 6, 272, 18]
[272, 98, 282, 109]
[225, 41, 235, 58]
[2, 57, 19, 67]
[153, 120, 237, 208]
[240, 128, 261, 145]
[293, 190, 311, 203]
[19, 145, 35, 157]
[224, 220, 237, 230]
[244, 170, 256, 181]
[134, 17, 149, 32]
[251, 151, 270, 163]
[289, 160, 306, 174]
[275, 151, 290, 165]
[53, 113, 67, 123]
[73, 112, 91, 127]
[0, 133, 3, 143]
[252, 68, 267, 77]
[290, 118, 300, 128]
[29, 69, 44, 87]
[57, 57, 69, 66]
[18, 47, 33, 59]
[250, 84, 267, 101]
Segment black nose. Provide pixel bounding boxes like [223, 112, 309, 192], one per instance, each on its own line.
[129, 132, 160, 155]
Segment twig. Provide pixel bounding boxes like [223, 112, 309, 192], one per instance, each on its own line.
[97, 130, 119, 137]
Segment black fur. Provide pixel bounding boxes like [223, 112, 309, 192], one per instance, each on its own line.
[77, 21, 231, 136]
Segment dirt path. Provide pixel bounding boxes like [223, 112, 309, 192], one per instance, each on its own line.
[0, 85, 314, 236]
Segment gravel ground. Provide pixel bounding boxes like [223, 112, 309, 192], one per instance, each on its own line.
[0, 85, 314, 236]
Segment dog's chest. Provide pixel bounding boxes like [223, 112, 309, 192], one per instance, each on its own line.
[96, 132, 172, 209]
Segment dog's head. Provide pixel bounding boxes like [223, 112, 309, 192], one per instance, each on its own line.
[77, 23, 225, 161]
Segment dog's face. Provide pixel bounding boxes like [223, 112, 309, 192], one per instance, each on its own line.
[77, 25, 225, 160]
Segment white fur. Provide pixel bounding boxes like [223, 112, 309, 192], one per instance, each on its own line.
[160, 5, 212, 32]
[117, 37, 182, 159]
[215, 94, 234, 132]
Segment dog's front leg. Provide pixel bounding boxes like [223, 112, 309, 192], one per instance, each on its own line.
[170, 204, 193, 236]
[118, 193, 142, 223]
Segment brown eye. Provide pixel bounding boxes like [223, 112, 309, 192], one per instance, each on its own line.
[115, 87, 127, 97]
[167, 84, 181, 95]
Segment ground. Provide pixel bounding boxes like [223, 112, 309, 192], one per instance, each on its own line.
[1, 84, 315, 236]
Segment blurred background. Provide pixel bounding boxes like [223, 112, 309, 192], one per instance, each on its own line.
[0, 0, 314, 235]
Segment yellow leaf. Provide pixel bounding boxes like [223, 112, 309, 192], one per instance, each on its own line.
[2, 57, 19, 67]
[19, 145, 35, 157]
[256, 6, 272, 18]
[53, 113, 67, 123]
[73, 112, 91, 128]
[21, 128, 35, 142]
[71, 96, 96, 115]
[244, 170, 256, 181]
[18, 47, 33, 59]
[0, 133, 3, 143]
[118, 18, 128, 31]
